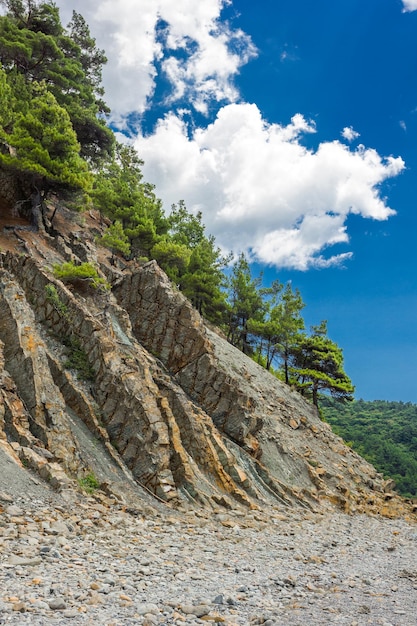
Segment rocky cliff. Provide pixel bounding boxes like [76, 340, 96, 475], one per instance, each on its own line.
[0, 203, 409, 517]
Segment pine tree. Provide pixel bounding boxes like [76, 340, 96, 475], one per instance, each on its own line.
[227, 254, 265, 354]
[179, 236, 229, 323]
[0, 78, 90, 226]
[0, 0, 113, 164]
[290, 321, 354, 407]
[92, 143, 168, 256]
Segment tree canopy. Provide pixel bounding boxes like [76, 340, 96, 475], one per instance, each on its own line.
[0, 77, 90, 192]
[227, 253, 266, 354]
[322, 398, 417, 498]
[290, 321, 354, 407]
[0, 0, 113, 164]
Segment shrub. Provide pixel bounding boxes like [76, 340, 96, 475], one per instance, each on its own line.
[52, 261, 109, 290]
[77, 472, 100, 494]
[63, 336, 95, 382]
[45, 283, 69, 318]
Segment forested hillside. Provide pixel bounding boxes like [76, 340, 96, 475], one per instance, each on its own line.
[322, 399, 417, 498]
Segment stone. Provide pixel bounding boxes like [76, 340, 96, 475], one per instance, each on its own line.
[8, 555, 42, 566]
[6, 504, 24, 517]
[0, 491, 14, 503]
[49, 598, 67, 610]
[181, 604, 210, 617]
[136, 603, 160, 616]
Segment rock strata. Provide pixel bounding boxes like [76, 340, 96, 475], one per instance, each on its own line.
[0, 206, 413, 519]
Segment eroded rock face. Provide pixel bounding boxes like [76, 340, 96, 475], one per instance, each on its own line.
[0, 224, 408, 517]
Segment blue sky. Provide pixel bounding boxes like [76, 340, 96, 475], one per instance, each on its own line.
[55, 0, 417, 402]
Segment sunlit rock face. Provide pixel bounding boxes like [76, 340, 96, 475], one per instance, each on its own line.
[0, 209, 402, 517]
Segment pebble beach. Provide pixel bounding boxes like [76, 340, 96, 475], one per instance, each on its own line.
[1, 487, 417, 626]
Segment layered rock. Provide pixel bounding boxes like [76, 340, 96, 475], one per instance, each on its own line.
[0, 218, 408, 516]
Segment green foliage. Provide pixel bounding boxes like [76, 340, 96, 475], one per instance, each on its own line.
[45, 283, 69, 318]
[77, 471, 100, 494]
[63, 335, 95, 382]
[0, 64, 14, 136]
[290, 321, 354, 407]
[96, 221, 131, 258]
[52, 261, 109, 290]
[322, 398, 417, 498]
[67, 11, 109, 115]
[0, 0, 113, 164]
[249, 282, 305, 378]
[227, 253, 265, 354]
[168, 200, 205, 248]
[0, 78, 91, 192]
[179, 236, 229, 323]
[151, 238, 191, 283]
[92, 143, 168, 256]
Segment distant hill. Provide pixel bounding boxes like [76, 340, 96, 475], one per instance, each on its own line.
[321, 398, 417, 498]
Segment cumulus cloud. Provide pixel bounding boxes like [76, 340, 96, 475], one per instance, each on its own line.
[135, 104, 405, 270]
[54, 0, 256, 117]
[341, 126, 360, 142]
[50, 0, 405, 270]
[402, 0, 417, 11]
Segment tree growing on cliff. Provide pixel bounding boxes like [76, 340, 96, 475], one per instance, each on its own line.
[0, 0, 113, 164]
[93, 143, 168, 256]
[179, 236, 229, 323]
[249, 282, 305, 377]
[0, 76, 91, 226]
[227, 254, 266, 354]
[290, 321, 354, 407]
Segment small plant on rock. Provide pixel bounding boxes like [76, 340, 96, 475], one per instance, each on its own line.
[45, 283, 70, 318]
[77, 472, 100, 494]
[52, 261, 109, 291]
[63, 336, 95, 382]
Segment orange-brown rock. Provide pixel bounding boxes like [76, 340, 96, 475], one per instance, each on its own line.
[0, 207, 410, 517]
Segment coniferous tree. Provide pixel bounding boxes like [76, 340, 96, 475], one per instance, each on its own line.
[0, 74, 90, 225]
[274, 283, 305, 383]
[227, 254, 265, 354]
[249, 282, 305, 376]
[179, 235, 229, 323]
[93, 143, 168, 256]
[0, 0, 113, 164]
[290, 321, 354, 407]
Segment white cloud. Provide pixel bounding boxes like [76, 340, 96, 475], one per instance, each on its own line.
[54, 0, 256, 117]
[402, 0, 417, 11]
[135, 104, 405, 270]
[47, 1, 405, 270]
[341, 126, 360, 142]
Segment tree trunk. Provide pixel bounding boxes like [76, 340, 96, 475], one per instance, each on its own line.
[312, 385, 318, 407]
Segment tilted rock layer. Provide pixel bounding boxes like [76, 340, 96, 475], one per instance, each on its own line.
[0, 208, 410, 517]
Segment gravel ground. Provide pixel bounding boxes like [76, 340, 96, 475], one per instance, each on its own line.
[1, 480, 417, 626]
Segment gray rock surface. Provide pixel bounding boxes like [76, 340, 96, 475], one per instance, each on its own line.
[0, 207, 416, 626]
[0, 487, 416, 625]
[0, 207, 413, 517]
